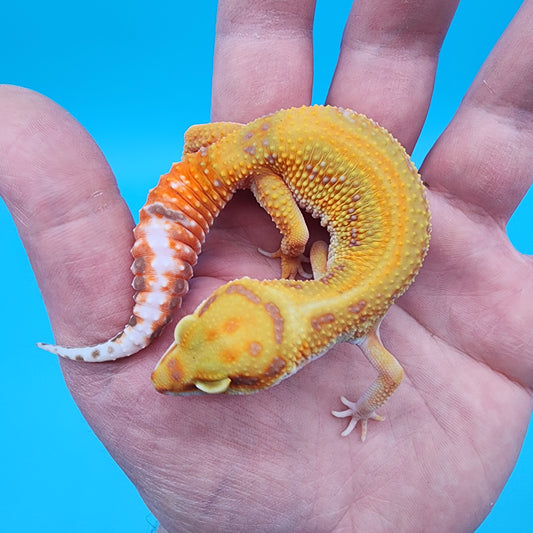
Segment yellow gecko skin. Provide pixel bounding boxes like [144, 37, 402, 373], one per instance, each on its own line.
[154, 105, 430, 439]
[39, 105, 430, 440]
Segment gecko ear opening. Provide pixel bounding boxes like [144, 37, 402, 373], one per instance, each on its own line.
[193, 377, 231, 394]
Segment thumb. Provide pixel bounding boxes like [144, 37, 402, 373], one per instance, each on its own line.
[0, 85, 134, 353]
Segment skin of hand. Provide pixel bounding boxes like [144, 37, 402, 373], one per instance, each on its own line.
[2, 0, 533, 531]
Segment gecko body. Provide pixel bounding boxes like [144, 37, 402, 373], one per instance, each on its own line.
[39, 105, 430, 439]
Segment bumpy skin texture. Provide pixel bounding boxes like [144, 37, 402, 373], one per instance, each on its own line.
[39, 105, 430, 438]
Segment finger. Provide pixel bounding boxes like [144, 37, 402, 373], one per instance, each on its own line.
[422, 0, 533, 221]
[0, 85, 134, 347]
[211, 0, 316, 122]
[327, 0, 459, 149]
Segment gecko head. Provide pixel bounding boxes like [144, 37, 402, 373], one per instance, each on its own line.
[151, 280, 288, 395]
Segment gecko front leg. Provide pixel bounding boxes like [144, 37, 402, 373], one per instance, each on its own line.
[250, 173, 310, 279]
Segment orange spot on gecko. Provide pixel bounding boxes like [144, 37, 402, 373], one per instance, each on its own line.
[205, 329, 219, 342]
[223, 318, 240, 334]
[221, 349, 239, 364]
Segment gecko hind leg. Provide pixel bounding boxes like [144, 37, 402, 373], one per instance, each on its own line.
[309, 240, 329, 279]
[332, 327, 404, 441]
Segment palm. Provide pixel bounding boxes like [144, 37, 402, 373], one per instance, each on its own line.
[2, 1, 533, 532]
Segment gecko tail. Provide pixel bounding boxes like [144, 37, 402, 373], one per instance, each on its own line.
[36, 259, 192, 363]
[37, 161, 229, 363]
[36, 327, 150, 362]
[36, 209, 197, 362]
[35, 226, 194, 363]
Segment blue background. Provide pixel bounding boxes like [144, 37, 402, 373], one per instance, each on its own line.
[1, 1, 531, 531]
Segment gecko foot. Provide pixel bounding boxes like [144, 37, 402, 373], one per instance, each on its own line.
[257, 247, 311, 279]
[332, 396, 385, 441]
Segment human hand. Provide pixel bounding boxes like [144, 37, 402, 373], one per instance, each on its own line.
[2, 1, 533, 532]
